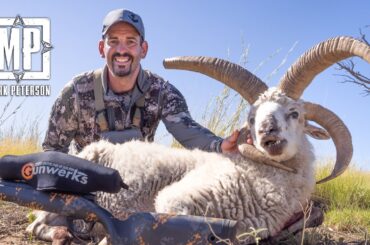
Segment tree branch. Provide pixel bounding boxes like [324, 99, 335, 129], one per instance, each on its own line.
[335, 27, 370, 96]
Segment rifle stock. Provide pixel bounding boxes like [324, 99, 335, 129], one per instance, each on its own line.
[0, 180, 238, 244]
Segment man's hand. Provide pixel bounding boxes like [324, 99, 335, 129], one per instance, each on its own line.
[221, 130, 254, 154]
[221, 130, 239, 153]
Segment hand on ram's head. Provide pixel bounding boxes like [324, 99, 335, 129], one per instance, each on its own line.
[221, 130, 254, 154]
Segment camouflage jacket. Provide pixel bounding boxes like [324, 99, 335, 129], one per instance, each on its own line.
[43, 66, 223, 153]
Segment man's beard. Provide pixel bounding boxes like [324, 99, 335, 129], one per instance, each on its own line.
[113, 65, 131, 77]
[111, 53, 134, 77]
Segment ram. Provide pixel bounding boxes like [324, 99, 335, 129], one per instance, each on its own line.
[27, 36, 369, 244]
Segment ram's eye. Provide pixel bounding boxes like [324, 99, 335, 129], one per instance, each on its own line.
[249, 117, 255, 125]
[289, 111, 299, 119]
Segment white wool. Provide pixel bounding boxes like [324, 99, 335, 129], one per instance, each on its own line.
[77, 134, 315, 243]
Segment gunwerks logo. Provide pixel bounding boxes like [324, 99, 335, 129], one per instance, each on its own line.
[21, 161, 88, 185]
[0, 15, 52, 96]
[21, 162, 34, 180]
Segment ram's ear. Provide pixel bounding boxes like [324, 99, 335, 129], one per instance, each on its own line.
[304, 122, 331, 140]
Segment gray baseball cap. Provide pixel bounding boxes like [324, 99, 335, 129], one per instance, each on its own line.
[102, 9, 145, 40]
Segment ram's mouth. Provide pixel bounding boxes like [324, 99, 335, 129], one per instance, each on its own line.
[261, 136, 287, 156]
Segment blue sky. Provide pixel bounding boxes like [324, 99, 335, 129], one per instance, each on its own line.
[0, 1, 369, 170]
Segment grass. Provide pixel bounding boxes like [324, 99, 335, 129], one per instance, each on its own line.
[325, 208, 370, 233]
[0, 137, 41, 156]
[314, 162, 370, 233]
[315, 162, 370, 210]
[0, 117, 42, 157]
[201, 86, 248, 137]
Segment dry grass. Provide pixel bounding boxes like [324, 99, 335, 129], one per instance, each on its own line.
[0, 115, 42, 157]
[0, 137, 41, 157]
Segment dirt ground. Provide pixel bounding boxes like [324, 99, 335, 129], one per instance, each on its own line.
[0, 202, 48, 245]
[0, 201, 368, 245]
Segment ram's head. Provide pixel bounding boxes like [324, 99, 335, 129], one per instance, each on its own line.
[163, 36, 370, 184]
[245, 87, 330, 163]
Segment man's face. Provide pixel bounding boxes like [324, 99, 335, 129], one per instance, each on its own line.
[99, 22, 148, 78]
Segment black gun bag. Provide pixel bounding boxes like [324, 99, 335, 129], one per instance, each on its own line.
[0, 151, 128, 194]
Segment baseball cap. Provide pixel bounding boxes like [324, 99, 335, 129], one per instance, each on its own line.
[102, 9, 145, 40]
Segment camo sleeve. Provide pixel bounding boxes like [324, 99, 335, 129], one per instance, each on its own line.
[161, 83, 223, 153]
[42, 81, 79, 153]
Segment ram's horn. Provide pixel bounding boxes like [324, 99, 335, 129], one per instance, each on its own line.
[304, 102, 353, 184]
[279, 36, 370, 100]
[163, 56, 268, 104]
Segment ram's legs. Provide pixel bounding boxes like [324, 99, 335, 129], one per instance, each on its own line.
[26, 210, 72, 244]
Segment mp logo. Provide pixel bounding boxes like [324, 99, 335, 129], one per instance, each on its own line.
[0, 15, 52, 83]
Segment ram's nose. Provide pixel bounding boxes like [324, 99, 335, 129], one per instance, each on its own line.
[258, 116, 280, 135]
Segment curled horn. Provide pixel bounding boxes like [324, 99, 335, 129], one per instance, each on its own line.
[278, 36, 368, 182]
[279, 36, 370, 99]
[304, 102, 353, 184]
[163, 56, 268, 104]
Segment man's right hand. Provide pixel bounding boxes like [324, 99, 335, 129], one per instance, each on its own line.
[221, 129, 254, 154]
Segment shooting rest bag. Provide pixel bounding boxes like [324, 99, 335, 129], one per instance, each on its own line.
[0, 151, 128, 194]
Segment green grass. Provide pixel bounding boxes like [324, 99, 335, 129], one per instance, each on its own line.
[314, 162, 370, 209]
[314, 162, 370, 233]
[324, 208, 370, 233]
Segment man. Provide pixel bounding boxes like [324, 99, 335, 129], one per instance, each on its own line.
[43, 8, 239, 154]
[31, 9, 241, 243]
